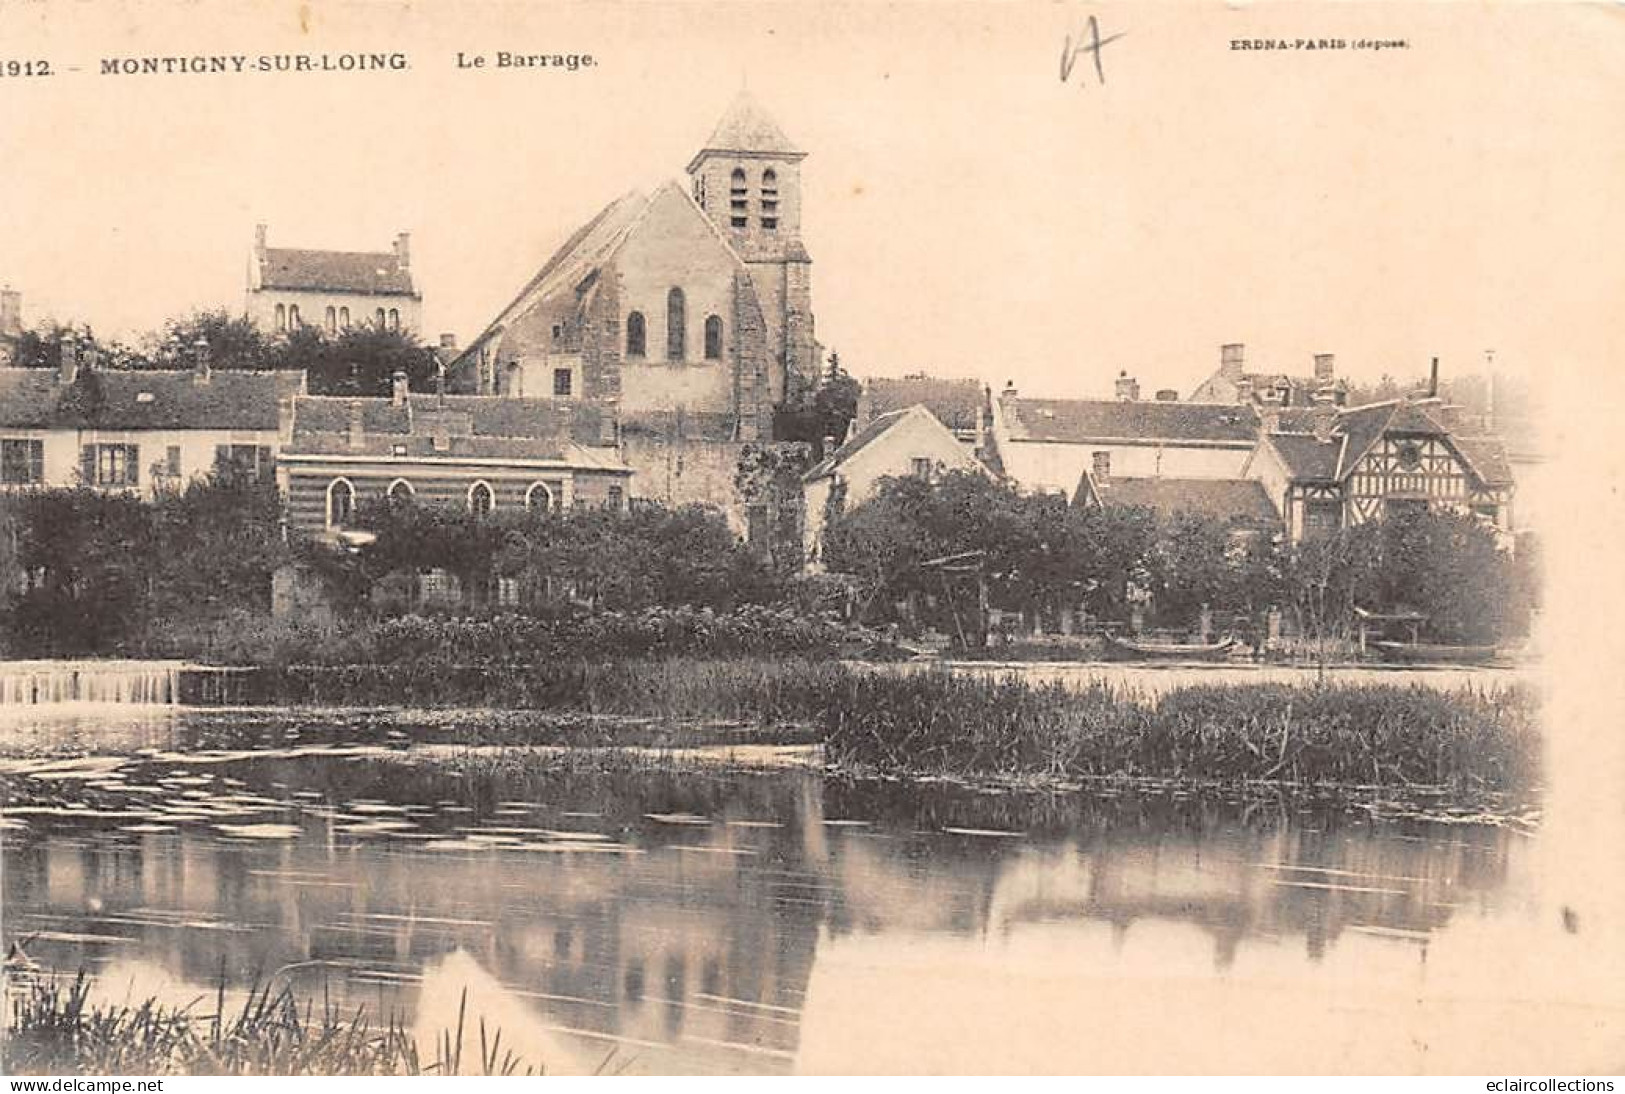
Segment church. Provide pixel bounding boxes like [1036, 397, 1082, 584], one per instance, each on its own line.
[447, 92, 822, 526]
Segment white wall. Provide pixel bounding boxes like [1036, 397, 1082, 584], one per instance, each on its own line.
[998, 439, 1252, 499]
[0, 426, 280, 494]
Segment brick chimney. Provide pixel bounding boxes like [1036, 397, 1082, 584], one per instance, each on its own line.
[393, 231, 411, 271]
[391, 369, 409, 408]
[347, 400, 366, 450]
[1311, 391, 1338, 442]
[1114, 371, 1140, 402]
[58, 334, 79, 385]
[192, 337, 211, 383]
[1314, 353, 1335, 382]
[0, 287, 21, 336]
[1220, 343, 1245, 382]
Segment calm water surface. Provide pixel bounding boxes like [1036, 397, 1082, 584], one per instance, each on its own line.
[0, 703, 1615, 1074]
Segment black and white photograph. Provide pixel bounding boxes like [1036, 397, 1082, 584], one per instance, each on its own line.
[0, 0, 1620, 1080]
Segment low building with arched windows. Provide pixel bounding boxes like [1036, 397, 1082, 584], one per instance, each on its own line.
[277, 374, 631, 535]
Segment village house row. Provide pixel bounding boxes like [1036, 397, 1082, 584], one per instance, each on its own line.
[0, 94, 1532, 561]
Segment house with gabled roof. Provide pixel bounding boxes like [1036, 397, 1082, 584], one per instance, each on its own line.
[278, 371, 631, 535]
[1244, 397, 1516, 542]
[801, 404, 988, 570]
[1074, 472, 1281, 535]
[0, 338, 302, 495]
[987, 383, 1260, 500]
[247, 224, 421, 336]
[855, 375, 987, 453]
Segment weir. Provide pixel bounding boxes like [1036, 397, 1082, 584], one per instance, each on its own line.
[0, 661, 187, 706]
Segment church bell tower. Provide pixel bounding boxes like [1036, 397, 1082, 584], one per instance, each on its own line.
[686, 91, 818, 406]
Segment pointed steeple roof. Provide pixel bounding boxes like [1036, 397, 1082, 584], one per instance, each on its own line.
[687, 91, 804, 170]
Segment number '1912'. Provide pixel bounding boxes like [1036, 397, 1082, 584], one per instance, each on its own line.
[2, 60, 52, 77]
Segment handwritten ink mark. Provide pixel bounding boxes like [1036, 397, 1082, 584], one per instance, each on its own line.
[1061, 14, 1124, 88]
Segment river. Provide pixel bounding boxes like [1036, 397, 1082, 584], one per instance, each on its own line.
[1, 697, 1619, 1074]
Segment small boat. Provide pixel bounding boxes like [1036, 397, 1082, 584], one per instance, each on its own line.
[1370, 640, 1501, 666]
[1103, 634, 1237, 662]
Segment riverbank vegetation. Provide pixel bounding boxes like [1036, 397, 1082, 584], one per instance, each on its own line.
[228, 659, 1537, 794]
[2, 972, 536, 1076]
[0, 466, 1537, 661]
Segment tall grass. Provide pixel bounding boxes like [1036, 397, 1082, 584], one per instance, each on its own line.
[3, 972, 536, 1076]
[819, 672, 1539, 792]
[235, 658, 1538, 793]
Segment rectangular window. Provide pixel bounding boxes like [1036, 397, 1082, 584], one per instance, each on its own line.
[213, 443, 266, 484]
[166, 445, 182, 477]
[1303, 499, 1342, 537]
[606, 485, 624, 511]
[553, 368, 573, 397]
[911, 457, 933, 480]
[85, 443, 139, 487]
[1, 439, 44, 485]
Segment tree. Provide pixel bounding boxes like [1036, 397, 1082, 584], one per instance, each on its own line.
[150, 310, 277, 371]
[773, 350, 860, 457]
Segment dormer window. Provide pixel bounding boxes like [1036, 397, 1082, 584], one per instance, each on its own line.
[761, 168, 779, 231]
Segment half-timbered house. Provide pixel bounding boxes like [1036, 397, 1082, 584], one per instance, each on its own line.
[1245, 398, 1515, 543]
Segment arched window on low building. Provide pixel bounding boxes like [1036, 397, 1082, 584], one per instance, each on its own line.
[666, 288, 686, 361]
[325, 306, 337, 333]
[339, 307, 350, 329]
[525, 481, 555, 512]
[274, 304, 286, 332]
[626, 311, 646, 357]
[288, 304, 301, 328]
[326, 478, 355, 529]
[468, 480, 495, 517]
[375, 307, 387, 328]
[704, 315, 723, 360]
[387, 478, 415, 504]
[388, 308, 400, 331]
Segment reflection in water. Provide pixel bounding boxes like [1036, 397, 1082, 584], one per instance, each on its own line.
[1, 707, 1618, 1074]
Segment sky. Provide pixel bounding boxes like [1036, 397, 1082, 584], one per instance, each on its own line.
[2, 0, 1621, 404]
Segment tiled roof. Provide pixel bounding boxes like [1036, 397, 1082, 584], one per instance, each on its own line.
[1000, 396, 1259, 444]
[286, 394, 614, 462]
[0, 368, 297, 430]
[1094, 476, 1281, 525]
[695, 90, 802, 159]
[1450, 435, 1516, 487]
[1264, 431, 1342, 481]
[258, 247, 416, 296]
[863, 376, 983, 434]
[805, 408, 911, 480]
[451, 190, 651, 373]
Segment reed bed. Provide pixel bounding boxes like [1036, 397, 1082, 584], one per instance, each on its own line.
[2, 972, 536, 1077]
[241, 658, 1537, 793]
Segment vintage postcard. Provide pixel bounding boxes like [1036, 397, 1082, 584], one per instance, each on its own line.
[1, 0, 1621, 1080]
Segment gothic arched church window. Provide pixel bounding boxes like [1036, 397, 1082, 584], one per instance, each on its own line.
[626, 311, 647, 357]
[704, 315, 723, 360]
[666, 288, 686, 361]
